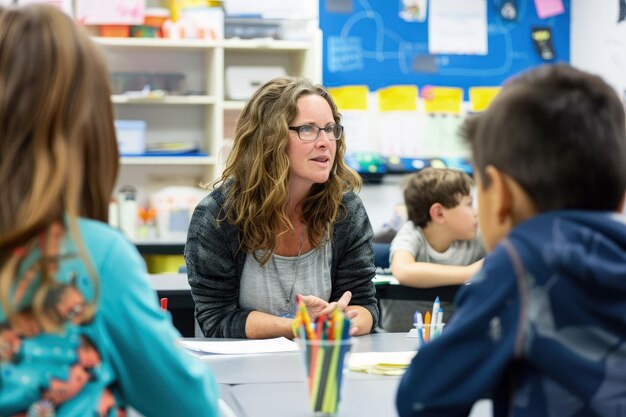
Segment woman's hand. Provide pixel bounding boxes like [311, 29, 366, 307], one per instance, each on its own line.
[298, 291, 365, 335]
[315, 291, 353, 318]
[298, 294, 330, 322]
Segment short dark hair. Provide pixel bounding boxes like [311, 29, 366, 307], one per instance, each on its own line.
[404, 168, 473, 228]
[462, 63, 626, 212]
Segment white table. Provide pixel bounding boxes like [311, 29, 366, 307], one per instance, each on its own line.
[189, 333, 492, 417]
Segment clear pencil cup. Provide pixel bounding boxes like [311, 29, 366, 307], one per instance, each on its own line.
[297, 338, 353, 416]
[414, 323, 445, 348]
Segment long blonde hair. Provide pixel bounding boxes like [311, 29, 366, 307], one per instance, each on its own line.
[215, 76, 362, 265]
[0, 5, 118, 329]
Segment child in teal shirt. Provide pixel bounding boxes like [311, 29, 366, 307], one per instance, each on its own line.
[0, 5, 220, 416]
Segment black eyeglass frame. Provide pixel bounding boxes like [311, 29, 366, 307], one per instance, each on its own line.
[288, 124, 344, 142]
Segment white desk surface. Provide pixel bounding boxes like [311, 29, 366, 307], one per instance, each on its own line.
[219, 381, 492, 417]
[191, 333, 491, 417]
[191, 333, 417, 385]
[149, 273, 190, 291]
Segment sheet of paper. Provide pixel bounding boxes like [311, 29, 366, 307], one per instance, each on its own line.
[534, 0, 565, 19]
[422, 115, 468, 157]
[400, 0, 427, 22]
[372, 274, 400, 285]
[378, 112, 422, 157]
[342, 111, 373, 153]
[328, 85, 369, 110]
[348, 351, 417, 375]
[180, 337, 299, 355]
[407, 328, 419, 338]
[378, 86, 418, 112]
[469, 87, 501, 112]
[423, 86, 463, 115]
[429, 0, 487, 55]
[75, 0, 145, 25]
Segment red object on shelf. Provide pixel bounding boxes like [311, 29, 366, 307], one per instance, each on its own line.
[160, 297, 168, 311]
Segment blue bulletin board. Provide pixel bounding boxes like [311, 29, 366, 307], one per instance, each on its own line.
[319, 0, 570, 98]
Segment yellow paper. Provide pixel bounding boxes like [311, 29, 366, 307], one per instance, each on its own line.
[469, 87, 501, 112]
[328, 85, 369, 111]
[348, 351, 416, 375]
[378, 85, 418, 112]
[423, 87, 463, 114]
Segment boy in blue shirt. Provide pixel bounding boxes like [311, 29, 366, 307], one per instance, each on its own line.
[397, 63, 626, 416]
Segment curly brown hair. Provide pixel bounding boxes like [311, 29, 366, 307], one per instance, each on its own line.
[214, 76, 362, 265]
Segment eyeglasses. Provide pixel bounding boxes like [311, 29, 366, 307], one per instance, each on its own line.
[288, 124, 343, 142]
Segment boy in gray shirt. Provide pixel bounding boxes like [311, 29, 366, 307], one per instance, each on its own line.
[380, 168, 485, 332]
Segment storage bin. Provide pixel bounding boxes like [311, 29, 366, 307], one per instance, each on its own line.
[225, 66, 286, 100]
[115, 120, 146, 155]
[144, 255, 186, 274]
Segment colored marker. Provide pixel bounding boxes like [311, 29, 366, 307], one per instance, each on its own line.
[414, 311, 425, 345]
[431, 296, 440, 333]
[424, 311, 431, 342]
[434, 307, 444, 338]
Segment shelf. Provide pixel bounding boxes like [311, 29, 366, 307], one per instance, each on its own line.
[94, 37, 311, 51]
[121, 155, 217, 165]
[112, 95, 216, 105]
[99, 30, 319, 192]
[223, 100, 247, 110]
[94, 37, 219, 49]
[220, 38, 311, 51]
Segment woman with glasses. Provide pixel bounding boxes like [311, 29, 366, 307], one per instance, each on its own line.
[185, 76, 379, 338]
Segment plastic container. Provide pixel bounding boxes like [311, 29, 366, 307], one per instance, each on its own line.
[297, 337, 354, 416]
[145, 255, 186, 273]
[414, 323, 445, 348]
[225, 66, 286, 100]
[114, 120, 146, 155]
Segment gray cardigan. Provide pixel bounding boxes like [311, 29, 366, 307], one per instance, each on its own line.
[185, 186, 379, 338]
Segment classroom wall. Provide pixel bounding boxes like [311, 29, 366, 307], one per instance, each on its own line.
[319, 0, 571, 95]
[361, 0, 626, 226]
[571, 0, 626, 97]
[359, 175, 405, 233]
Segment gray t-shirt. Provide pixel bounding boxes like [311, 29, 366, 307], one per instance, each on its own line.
[239, 240, 332, 319]
[380, 221, 485, 332]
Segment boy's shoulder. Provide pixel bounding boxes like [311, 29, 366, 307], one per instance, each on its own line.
[511, 210, 626, 241]
[504, 210, 626, 282]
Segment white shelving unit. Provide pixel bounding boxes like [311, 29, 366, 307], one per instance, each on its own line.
[95, 34, 321, 202]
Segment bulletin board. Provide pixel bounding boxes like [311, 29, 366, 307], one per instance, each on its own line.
[319, 0, 570, 98]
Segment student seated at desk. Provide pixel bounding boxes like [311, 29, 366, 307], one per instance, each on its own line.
[185, 76, 379, 339]
[0, 5, 220, 416]
[381, 168, 485, 332]
[397, 64, 626, 416]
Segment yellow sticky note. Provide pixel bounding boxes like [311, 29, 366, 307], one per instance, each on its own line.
[469, 87, 501, 112]
[378, 85, 418, 112]
[422, 86, 463, 115]
[328, 85, 369, 110]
